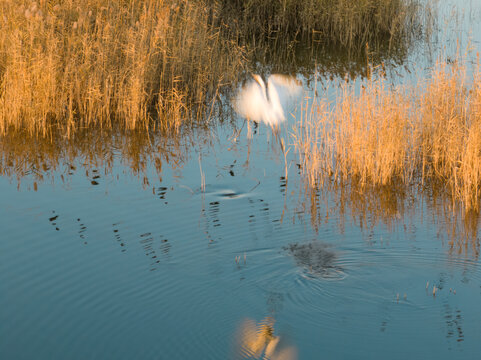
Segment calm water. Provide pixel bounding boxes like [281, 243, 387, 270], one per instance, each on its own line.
[2, 1, 481, 359]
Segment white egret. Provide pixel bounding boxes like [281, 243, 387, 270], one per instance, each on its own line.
[234, 74, 301, 128]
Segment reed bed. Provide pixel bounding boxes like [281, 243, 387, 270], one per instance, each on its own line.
[0, 0, 246, 136]
[293, 56, 481, 212]
[218, 0, 424, 51]
[0, 0, 424, 136]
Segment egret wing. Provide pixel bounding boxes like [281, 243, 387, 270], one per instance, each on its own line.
[234, 80, 268, 123]
[268, 74, 302, 111]
[269, 74, 301, 95]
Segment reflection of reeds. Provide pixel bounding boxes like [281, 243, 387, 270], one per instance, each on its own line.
[295, 171, 480, 257]
[294, 56, 481, 213]
[0, 126, 191, 189]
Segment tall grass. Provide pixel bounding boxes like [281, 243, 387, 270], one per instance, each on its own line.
[0, 0, 246, 135]
[293, 55, 481, 212]
[217, 0, 424, 51]
[0, 0, 425, 136]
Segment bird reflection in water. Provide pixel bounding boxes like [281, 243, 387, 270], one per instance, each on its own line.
[235, 317, 297, 360]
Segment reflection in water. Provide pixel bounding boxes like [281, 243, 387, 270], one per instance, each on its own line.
[0, 127, 191, 190]
[25, 128, 474, 263]
[279, 176, 287, 194]
[433, 203, 481, 258]
[297, 178, 481, 258]
[48, 211, 59, 231]
[160, 237, 171, 256]
[4, 106, 481, 260]
[200, 190, 280, 244]
[48, 211, 89, 245]
[77, 218, 87, 244]
[285, 242, 342, 279]
[235, 317, 297, 360]
[155, 186, 168, 200]
[444, 304, 464, 345]
[89, 168, 101, 185]
[112, 223, 126, 253]
[139, 232, 162, 271]
[200, 198, 222, 244]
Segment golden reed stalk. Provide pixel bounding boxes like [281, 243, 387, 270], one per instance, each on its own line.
[293, 56, 481, 212]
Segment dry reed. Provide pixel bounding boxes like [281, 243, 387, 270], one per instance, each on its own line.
[0, 0, 246, 136]
[0, 0, 424, 137]
[293, 55, 481, 212]
[217, 0, 423, 51]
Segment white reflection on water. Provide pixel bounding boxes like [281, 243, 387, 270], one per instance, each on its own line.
[235, 317, 297, 360]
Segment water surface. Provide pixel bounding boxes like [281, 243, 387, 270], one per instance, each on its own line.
[1, 1, 481, 359]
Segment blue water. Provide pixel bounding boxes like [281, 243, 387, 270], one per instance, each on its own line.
[2, 1, 481, 359]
